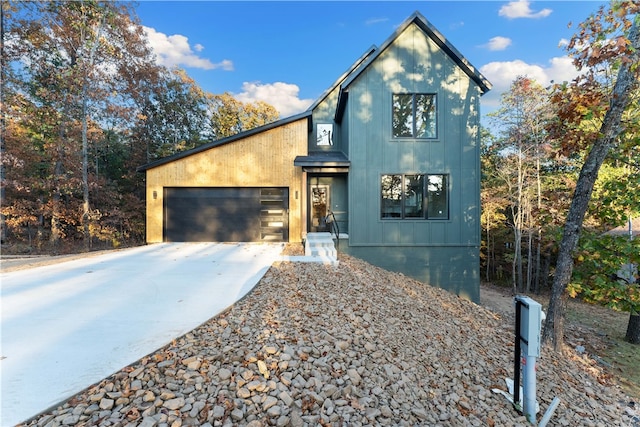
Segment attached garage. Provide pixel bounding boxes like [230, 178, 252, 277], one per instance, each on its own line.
[138, 114, 308, 244]
[164, 187, 289, 242]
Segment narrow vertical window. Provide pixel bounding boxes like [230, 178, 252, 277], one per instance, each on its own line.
[392, 94, 413, 137]
[415, 94, 437, 138]
[427, 174, 448, 219]
[381, 174, 403, 218]
[404, 174, 424, 218]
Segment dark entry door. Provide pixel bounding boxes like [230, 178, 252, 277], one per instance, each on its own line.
[164, 187, 288, 242]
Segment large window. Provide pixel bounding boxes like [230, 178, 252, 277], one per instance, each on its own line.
[381, 174, 448, 219]
[392, 93, 437, 139]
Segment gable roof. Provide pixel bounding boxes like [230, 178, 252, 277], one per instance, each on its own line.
[347, 11, 491, 94]
[335, 11, 491, 122]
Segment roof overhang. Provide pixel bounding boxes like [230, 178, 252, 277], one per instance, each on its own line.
[294, 152, 350, 172]
[137, 111, 312, 172]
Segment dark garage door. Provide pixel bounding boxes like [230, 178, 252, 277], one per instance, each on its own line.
[164, 187, 289, 242]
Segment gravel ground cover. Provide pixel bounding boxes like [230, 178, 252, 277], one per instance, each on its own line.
[18, 255, 639, 427]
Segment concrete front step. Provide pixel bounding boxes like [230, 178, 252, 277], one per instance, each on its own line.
[304, 232, 338, 263]
[307, 249, 337, 258]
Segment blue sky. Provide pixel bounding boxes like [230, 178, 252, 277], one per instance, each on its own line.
[135, 1, 608, 123]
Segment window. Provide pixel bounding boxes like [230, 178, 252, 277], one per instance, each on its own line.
[381, 174, 448, 219]
[392, 93, 437, 139]
[316, 123, 333, 146]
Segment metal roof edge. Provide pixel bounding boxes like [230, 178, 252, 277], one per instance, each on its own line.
[137, 111, 312, 172]
[334, 90, 349, 124]
[306, 45, 378, 113]
[293, 152, 351, 167]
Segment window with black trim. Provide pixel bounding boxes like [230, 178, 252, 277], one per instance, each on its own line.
[392, 93, 437, 138]
[381, 174, 448, 219]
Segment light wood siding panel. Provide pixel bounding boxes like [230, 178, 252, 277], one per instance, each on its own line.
[347, 23, 480, 247]
[145, 118, 308, 243]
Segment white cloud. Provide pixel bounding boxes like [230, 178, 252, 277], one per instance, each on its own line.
[485, 36, 512, 51]
[235, 82, 314, 117]
[499, 1, 552, 19]
[143, 26, 233, 71]
[479, 56, 579, 109]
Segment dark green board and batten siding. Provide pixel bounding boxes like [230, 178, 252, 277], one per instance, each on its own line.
[340, 245, 480, 302]
[335, 22, 482, 301]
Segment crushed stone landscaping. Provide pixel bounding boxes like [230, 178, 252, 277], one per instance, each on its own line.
[18, 255, 639, 427]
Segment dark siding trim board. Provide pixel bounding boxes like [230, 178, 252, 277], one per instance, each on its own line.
[334, 90, 348, 124]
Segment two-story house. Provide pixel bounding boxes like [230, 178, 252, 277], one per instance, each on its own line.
[137, 11, 491, 302]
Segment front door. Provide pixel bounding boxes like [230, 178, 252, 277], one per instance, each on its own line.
[310, 185, 330, 232]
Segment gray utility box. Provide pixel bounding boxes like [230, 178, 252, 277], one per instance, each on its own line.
[516, 295, 542, 357]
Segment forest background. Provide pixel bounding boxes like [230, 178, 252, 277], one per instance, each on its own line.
[1, 2, 638, 344]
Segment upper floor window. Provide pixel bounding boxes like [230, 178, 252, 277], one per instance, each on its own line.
[316, 123, 333, 146]
[381, 174, 448, 220]
[392, 93, 437, 139]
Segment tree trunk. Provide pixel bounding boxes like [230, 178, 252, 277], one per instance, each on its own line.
[534, 229, 541, 294]
[50, 116, 67, 254]
[512, 227, 521, 294]
[516, 152, 524, 293]
[80, 10, 105, 252]
[540, 251, 551, 291]
[542, 19, 639, 351]
[485, 218, 491, 282]
[0, 3, 6, 245]
[626, 312, 640, 344]
[534, 155, 542, 294]
[527, 230, 532, 292]
[82, 93, 90, 251]
[50, 158, 63, 254]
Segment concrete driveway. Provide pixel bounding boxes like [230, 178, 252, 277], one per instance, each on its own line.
[0, 242, 284, 426]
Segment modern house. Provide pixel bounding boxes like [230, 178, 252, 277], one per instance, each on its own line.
[137, 11, 491, 302]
